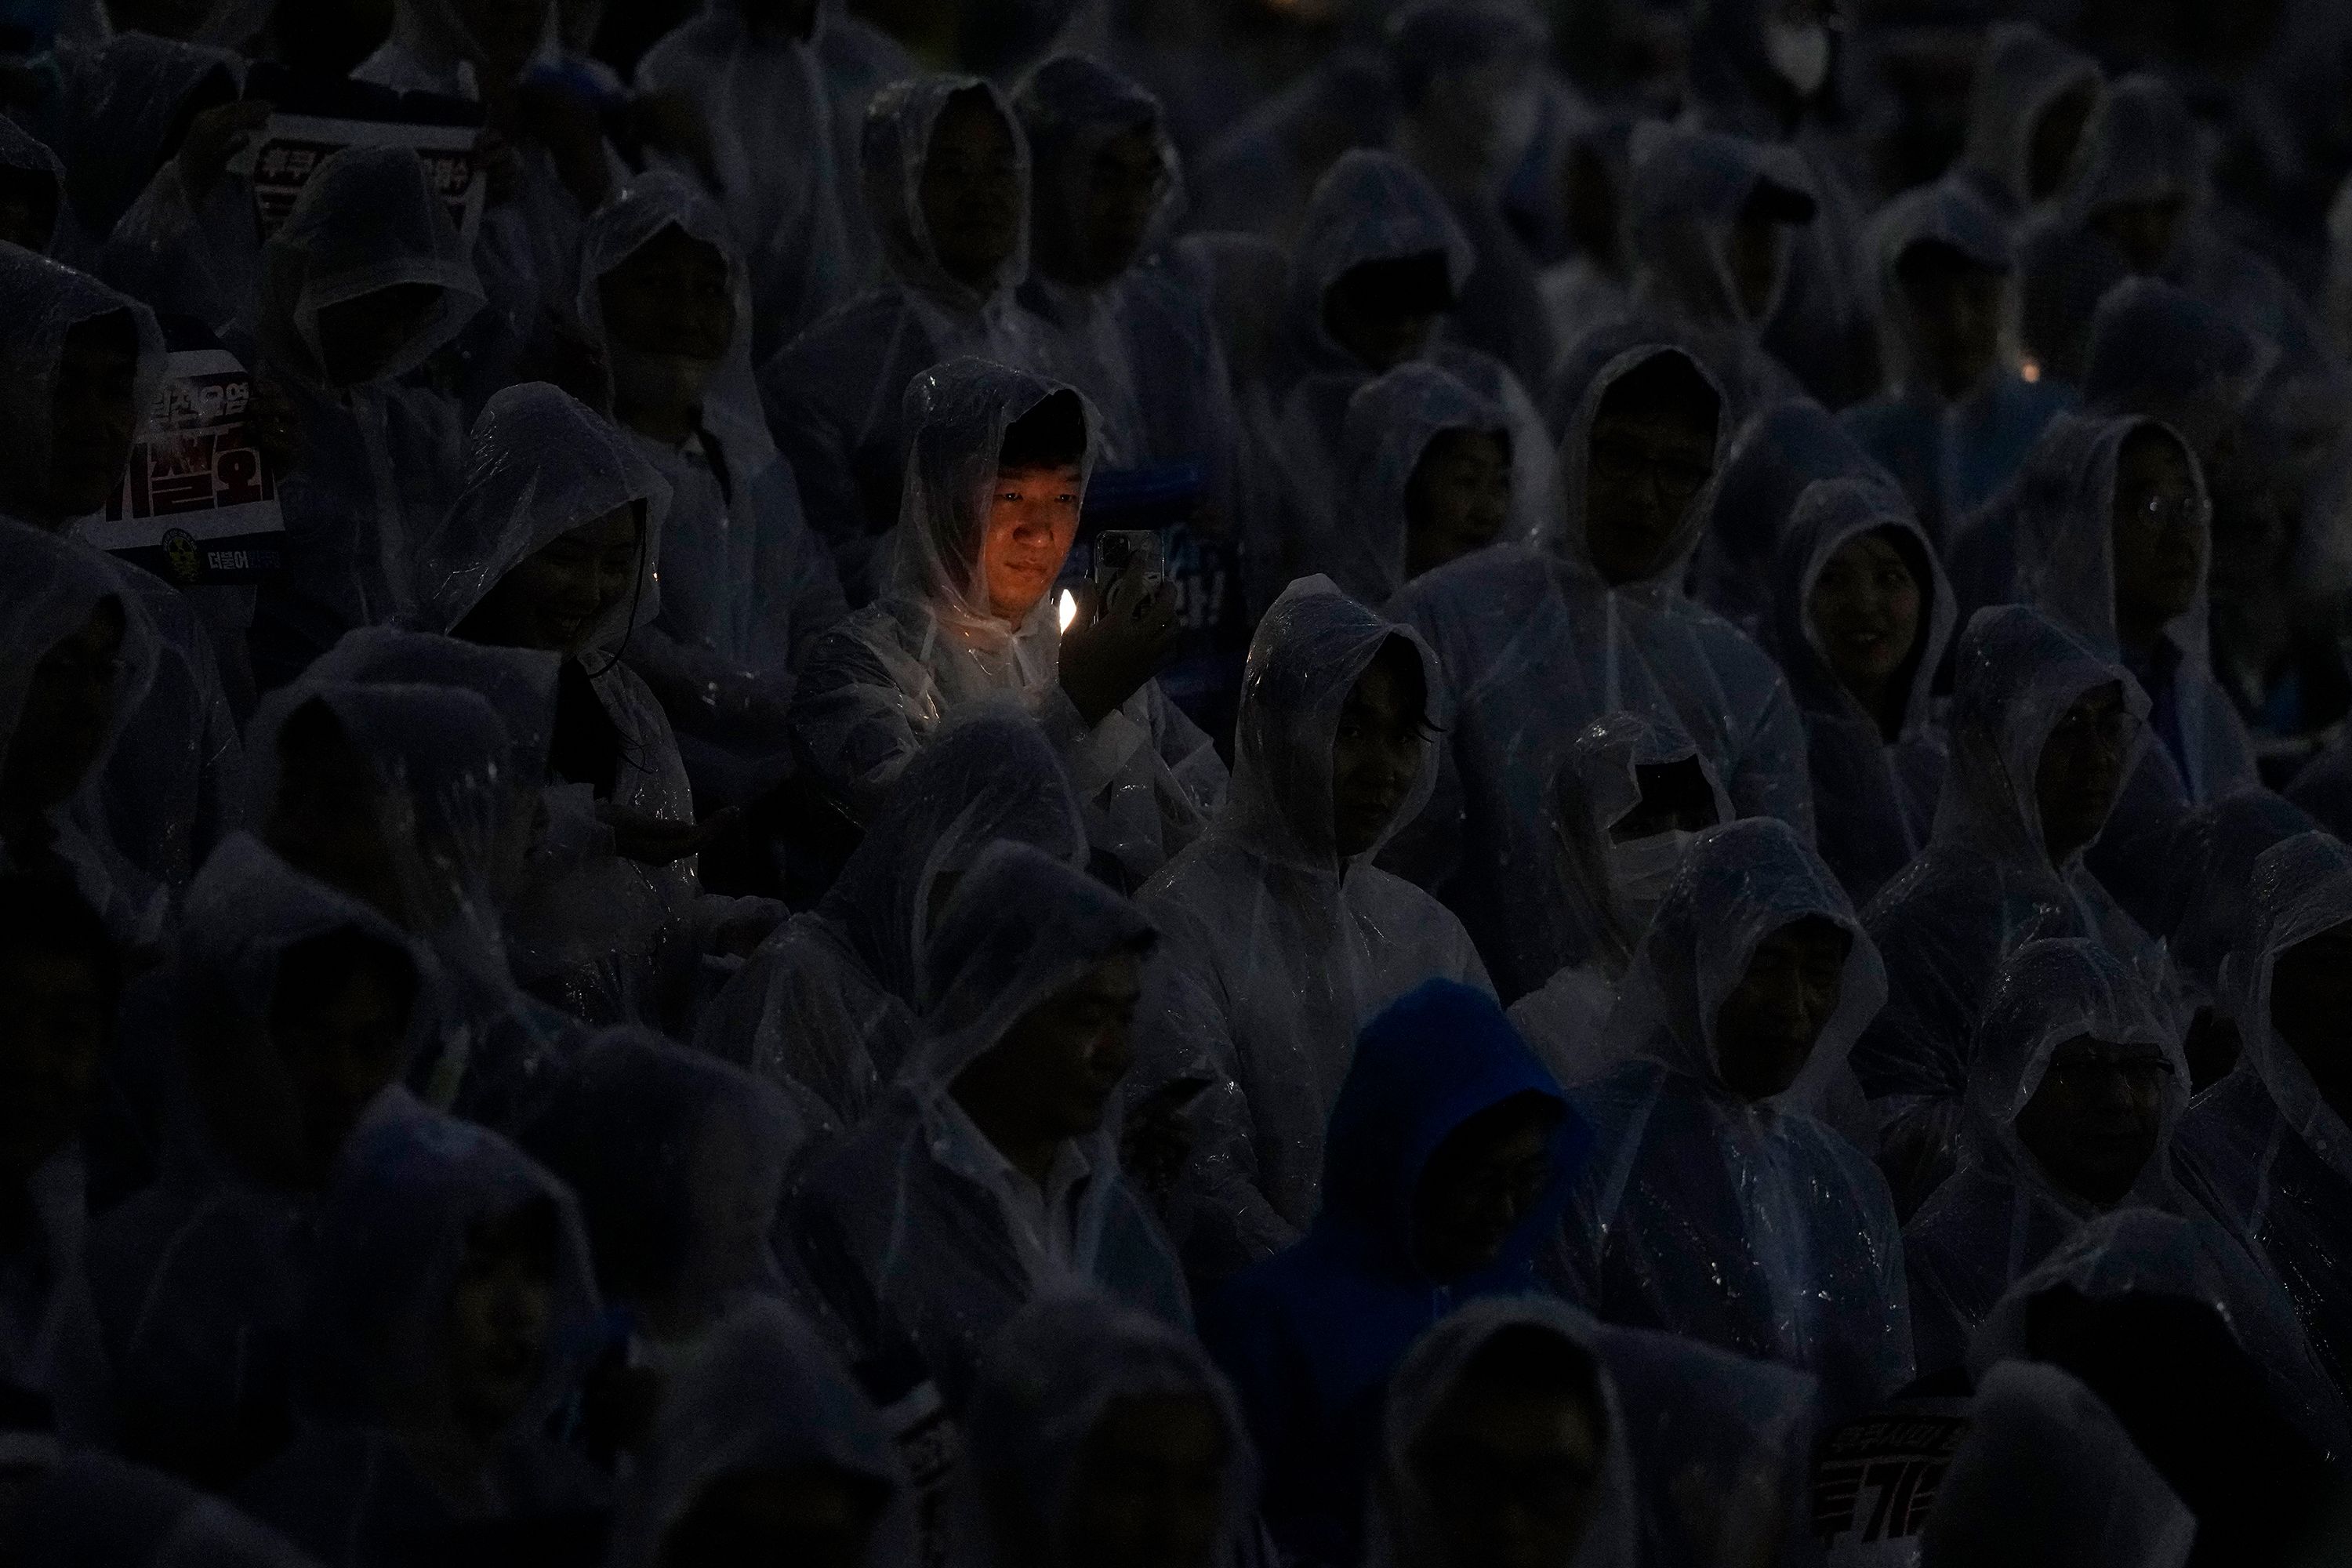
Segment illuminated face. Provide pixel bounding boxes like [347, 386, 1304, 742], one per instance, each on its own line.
[977, 463, 1083, 621]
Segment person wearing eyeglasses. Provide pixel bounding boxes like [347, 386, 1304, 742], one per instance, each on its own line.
[1902, 937, 2207, 1378]
[2003, 412, 2256, 932]
[1392, 341, 1815, 1003]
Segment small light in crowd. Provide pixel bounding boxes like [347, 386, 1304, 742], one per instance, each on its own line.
[2020, 358, 2042, 383]
[1058, 589, 1078, 632]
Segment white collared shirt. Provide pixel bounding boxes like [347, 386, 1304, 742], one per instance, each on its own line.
[924, 1095, 1094, 1286]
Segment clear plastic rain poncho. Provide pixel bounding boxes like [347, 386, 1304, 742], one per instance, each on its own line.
[1310, 360, 1509, 607]
[237, 672, 579, 1121]
[238, 1105, 606, 1564]
[1505, 710, 1736, 1088]
[1766, 476, 1957, 907]
[1606, 121, 1810, 425]
[8, 1452, 320, 1568]
[1366, 1297, 1639, 1568]
[1136, 579, 1490, 1276]
[85, 833, 430, 1488]
[0, 248, 239, 897]
[960, 1290, 1257, 1568]
[514, 1025, 822, 1351]
[1264, 148, 1558, 579]
[1918, 1359, 2194, 1568]
[1953, 22, 2101, 220]
[0, 115, 66, 254]
[1902, 938, 2190, 1377]
[1183, 48, 1396, 248]
[45, 31, 236, 247]
[302, 626, 561, 792]
[2148, 790, 2315, 1009]
[575, 169, 849, 807]
[1392, 343, 1814, 1003]
[1544, 818, 1911, 1418]
[1965, 1207, 2350, 1461]
[250, 144, 483, 636]
[1850, 604, 2175, 1218]
[1690, 393, 1889, 641]
[695, 706, 1084, 1127]
[2178, 832, 2352, 1405]
[785, 840, 1188, 1410]
[350, 0, 611, 390]
[789, 355, 1223, 884]
[2016, 73, 2329, 387]
[633, 0, 859, 359]
[1012, 53, 1240, 488]
[1381, 0, 1559, 394]
[607, 1297, 916, 1568]
[1995, 412, 2256, 924]
[413, 382, 705, 1028]
[1838, 176, 2074, 546]
[760, 74, 1062, 604]
[0, 518, 165, 944]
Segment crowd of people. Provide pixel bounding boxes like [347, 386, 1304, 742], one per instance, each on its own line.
[3, 0, 2352, 1561]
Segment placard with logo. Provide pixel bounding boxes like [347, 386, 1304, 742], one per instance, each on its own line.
[82, 347, 285, 587]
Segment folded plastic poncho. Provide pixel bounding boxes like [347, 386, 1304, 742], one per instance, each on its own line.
[1599, 121, 1809, 426]
[1838, 176, 2074, 546]
[2016, 74, 2329, 387]
[1308, 360, 1509, 606]
[1201, 978, 1591, 1568]
[1366, 1296, 1639, 1568]
[238, 1105, 608, 1566]
[514, 1024, 821, 1355]
[9, 1451, 321, 1568]
[0, 249, 241, 896]
[1545, 817, 1911, 1418]
[1766, 475, 1956, 906]
[1919, 1359, 2194, 1568]
[1138, 579, 1490, 1277]
[2179, 832, 2352, 1406]
[86, 833, 431, 1489]
[789, 355, 1223, 884]
[695, 705, 1086, 1125]
[1954, 22, 2101, 220]
[1393, 342, 1814, 1001]
[962, 1290, 1258, 1568]
[786, 839, 1187, 1410]
[633, 0, 862, 359]
[1851, 604, 2176, 1217]
[413, 382, 710, 1026]
[576, 169, 849, 806]
[0, 518, 167, 944]
[1505, 710, 1737, 1087]
[1685, 394, 1890, 640]
[1262, 148, 1558, 584]
[1011, 54, 1239, 481]
[1966, 1206, 2350, 1461]
[760, 74, 1064, 603]
[246, 143, 482, 639]
[1902, 938, 2197, 1376]
[607, 1296, 916, 1568]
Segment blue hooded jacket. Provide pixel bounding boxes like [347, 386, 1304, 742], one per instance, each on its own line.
[1200, 979, 1592, 1567]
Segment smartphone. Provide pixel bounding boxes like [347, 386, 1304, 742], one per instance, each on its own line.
[1092, 528, 1165, 591]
